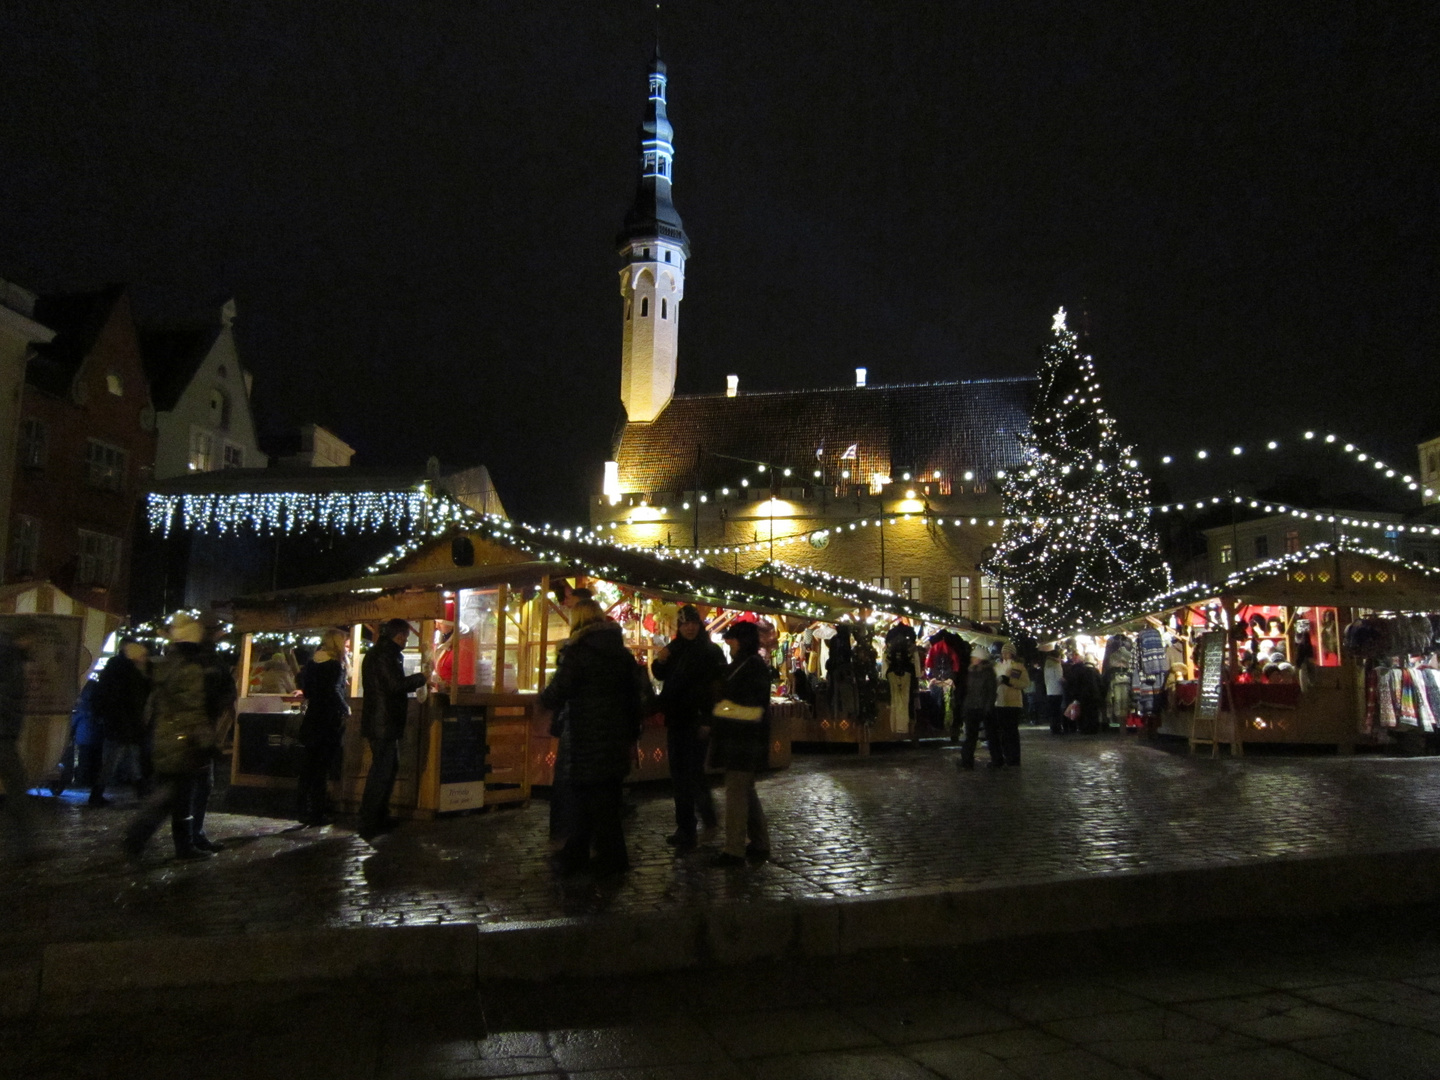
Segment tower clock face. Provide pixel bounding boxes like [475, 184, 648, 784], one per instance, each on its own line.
[809, 532, 830, 550]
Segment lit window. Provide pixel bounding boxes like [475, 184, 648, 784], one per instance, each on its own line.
[871, 576, 892, 592]
[1284, 530, 1301, 553]
[10, 516, 39, 577]
[75, 529, 121, 589]
[189, 429, 215, 472]
[19, 418, 46, 469]
[901, 577, 922, 602]
[950, 575, 972, 617]
[1219, 544, 1234, 565]
[84, 440, 127, 491]
[106, 373, 123, 396]
[979, 576, 1003, 621]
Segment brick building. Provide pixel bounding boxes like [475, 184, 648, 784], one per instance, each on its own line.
[5, 286, 156, 616]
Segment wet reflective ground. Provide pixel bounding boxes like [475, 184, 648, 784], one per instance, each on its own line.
[6, 730, 1440, 948]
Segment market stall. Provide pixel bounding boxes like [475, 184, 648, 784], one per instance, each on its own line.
[219, 516, 828, 816]
[751, 561, 1002, 746]
[0, 582, 124, 793]
[1084, 543, 1440, 754]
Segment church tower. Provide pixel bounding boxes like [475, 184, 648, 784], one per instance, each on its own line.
[617, 51, 688, 424]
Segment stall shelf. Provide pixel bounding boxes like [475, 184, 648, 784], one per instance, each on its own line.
[1085, 543, 1440, 754]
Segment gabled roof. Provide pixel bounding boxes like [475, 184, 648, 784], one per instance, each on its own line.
[27, 285, 126, 396]
[752, 560, 975, 626]
[138, 322, 224, 411]
[614, 378, 1035, 496]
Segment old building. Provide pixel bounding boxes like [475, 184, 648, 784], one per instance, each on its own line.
[0, 280, 56, 573]
[4, 285, 156, 615]
[592, 54, 1033, 624]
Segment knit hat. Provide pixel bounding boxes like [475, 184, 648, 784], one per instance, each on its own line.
[166, 611, 204, 644]
[677, 604, 702, 625]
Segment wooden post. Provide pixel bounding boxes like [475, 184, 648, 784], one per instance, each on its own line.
[493, 583, 509, 694]
[536, 575, 552, 690]
[349, 624, 363, 699]
[238, 633, 253, 700]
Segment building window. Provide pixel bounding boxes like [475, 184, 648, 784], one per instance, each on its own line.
[950, 575, 972, 617]
[1254, 535, 1269, 559]
[19, 418, 46, 469]
[979, 575, 1003, 621]
[640, 297, 649, 318]
[1284, 530, 1301, 553]
[664, 251, 672, 263]
[75, 529, 121, 589]
[871, 576, 892, 593]
[660, 298, 668, 319]
[106, 373, 123, 396]
[84, 440, 127, 492]
[900, 576, 922, 601]
[1219, 543, 1234, 565]
[658, 158, 668, 177]
[10, 516, 39, 577]
[223, 444, 244, 470]
[208, 387, 232, 431]
[189, 429, 215, 472]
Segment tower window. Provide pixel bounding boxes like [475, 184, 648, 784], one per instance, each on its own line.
[658, 159, 667, 177]
[660, 299, 667, 319]
[642, 247, 650, 258]
[664, 251, 671, 263]
[640, 297, 649, 318]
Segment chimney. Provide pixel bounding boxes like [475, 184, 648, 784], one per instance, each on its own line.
[726, 374, 739, 397]
[855, 367, 867, 388]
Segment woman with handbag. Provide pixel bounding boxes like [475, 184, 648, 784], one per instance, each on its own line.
[709, 621, 773, 867]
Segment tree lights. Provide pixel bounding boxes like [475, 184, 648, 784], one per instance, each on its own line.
[984, 308, 1172, 636]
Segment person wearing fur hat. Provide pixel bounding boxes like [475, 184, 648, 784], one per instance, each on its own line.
[123, 612, 236, 861]
[540, 600, 647, 875]
[295, 627, 351, 827]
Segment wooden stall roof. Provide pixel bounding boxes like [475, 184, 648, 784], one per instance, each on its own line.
[750, 560, 977, 627]
[1086, 543, 1440, 635]
[372, 519, 834, 621]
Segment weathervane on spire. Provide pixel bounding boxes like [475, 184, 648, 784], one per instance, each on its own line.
[1052, 306, 1068, 333]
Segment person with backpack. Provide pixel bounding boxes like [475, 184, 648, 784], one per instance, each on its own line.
[540, 600, 644, 876]
[123, 613, 236, 861]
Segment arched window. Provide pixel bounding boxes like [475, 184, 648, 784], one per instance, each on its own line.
[660, 298, 668, 319]
[640, 297, 649, 318]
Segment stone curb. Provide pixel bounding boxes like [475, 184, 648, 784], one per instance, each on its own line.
[11, 847, 1440, 1014]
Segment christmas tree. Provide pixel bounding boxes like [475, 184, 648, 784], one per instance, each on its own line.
[985, 308, 1171, 636]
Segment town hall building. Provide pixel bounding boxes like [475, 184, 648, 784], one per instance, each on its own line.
[592, 53, 1034, 625]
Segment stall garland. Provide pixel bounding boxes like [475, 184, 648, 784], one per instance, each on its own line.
[1089, 541, 1440, 632]
[146, 491, 469, 537]
[750, 559, 964, 625]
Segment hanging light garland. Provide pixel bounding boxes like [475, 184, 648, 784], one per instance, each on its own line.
[146, 490, 467, 537]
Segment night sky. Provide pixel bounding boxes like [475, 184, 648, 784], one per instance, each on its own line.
[1, 2, 1435, 523]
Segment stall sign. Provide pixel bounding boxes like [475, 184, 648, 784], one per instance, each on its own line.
[0, 614, 83, 715]
[1195, 631, 1226, 722]
[438, 705, 487, 811]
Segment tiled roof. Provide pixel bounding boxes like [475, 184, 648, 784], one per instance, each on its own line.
[614, 378, 1035, 496]
[139, 323, 223, 411]
[27, 286, 126, 396]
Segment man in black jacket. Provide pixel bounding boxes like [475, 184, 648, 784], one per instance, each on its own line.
[651, 605, 725, 853]
[359, 619, 426, 840]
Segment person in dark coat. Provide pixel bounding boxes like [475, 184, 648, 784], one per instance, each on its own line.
[540, 600, 644, 876]
[123, 613, 236, 861]
[296, 627, 351, 827]
[358, 619, 426, 840]
[88, 640, 152, 805]
[709, 621, 774, 867]
[0, 629, 36, 856]
[957, 647, 999, 769]
[651, 604, 725, 852]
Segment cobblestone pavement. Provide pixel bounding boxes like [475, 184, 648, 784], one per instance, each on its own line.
[6, 730, 1440, 949]
[8, 908, 1440, 1079]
